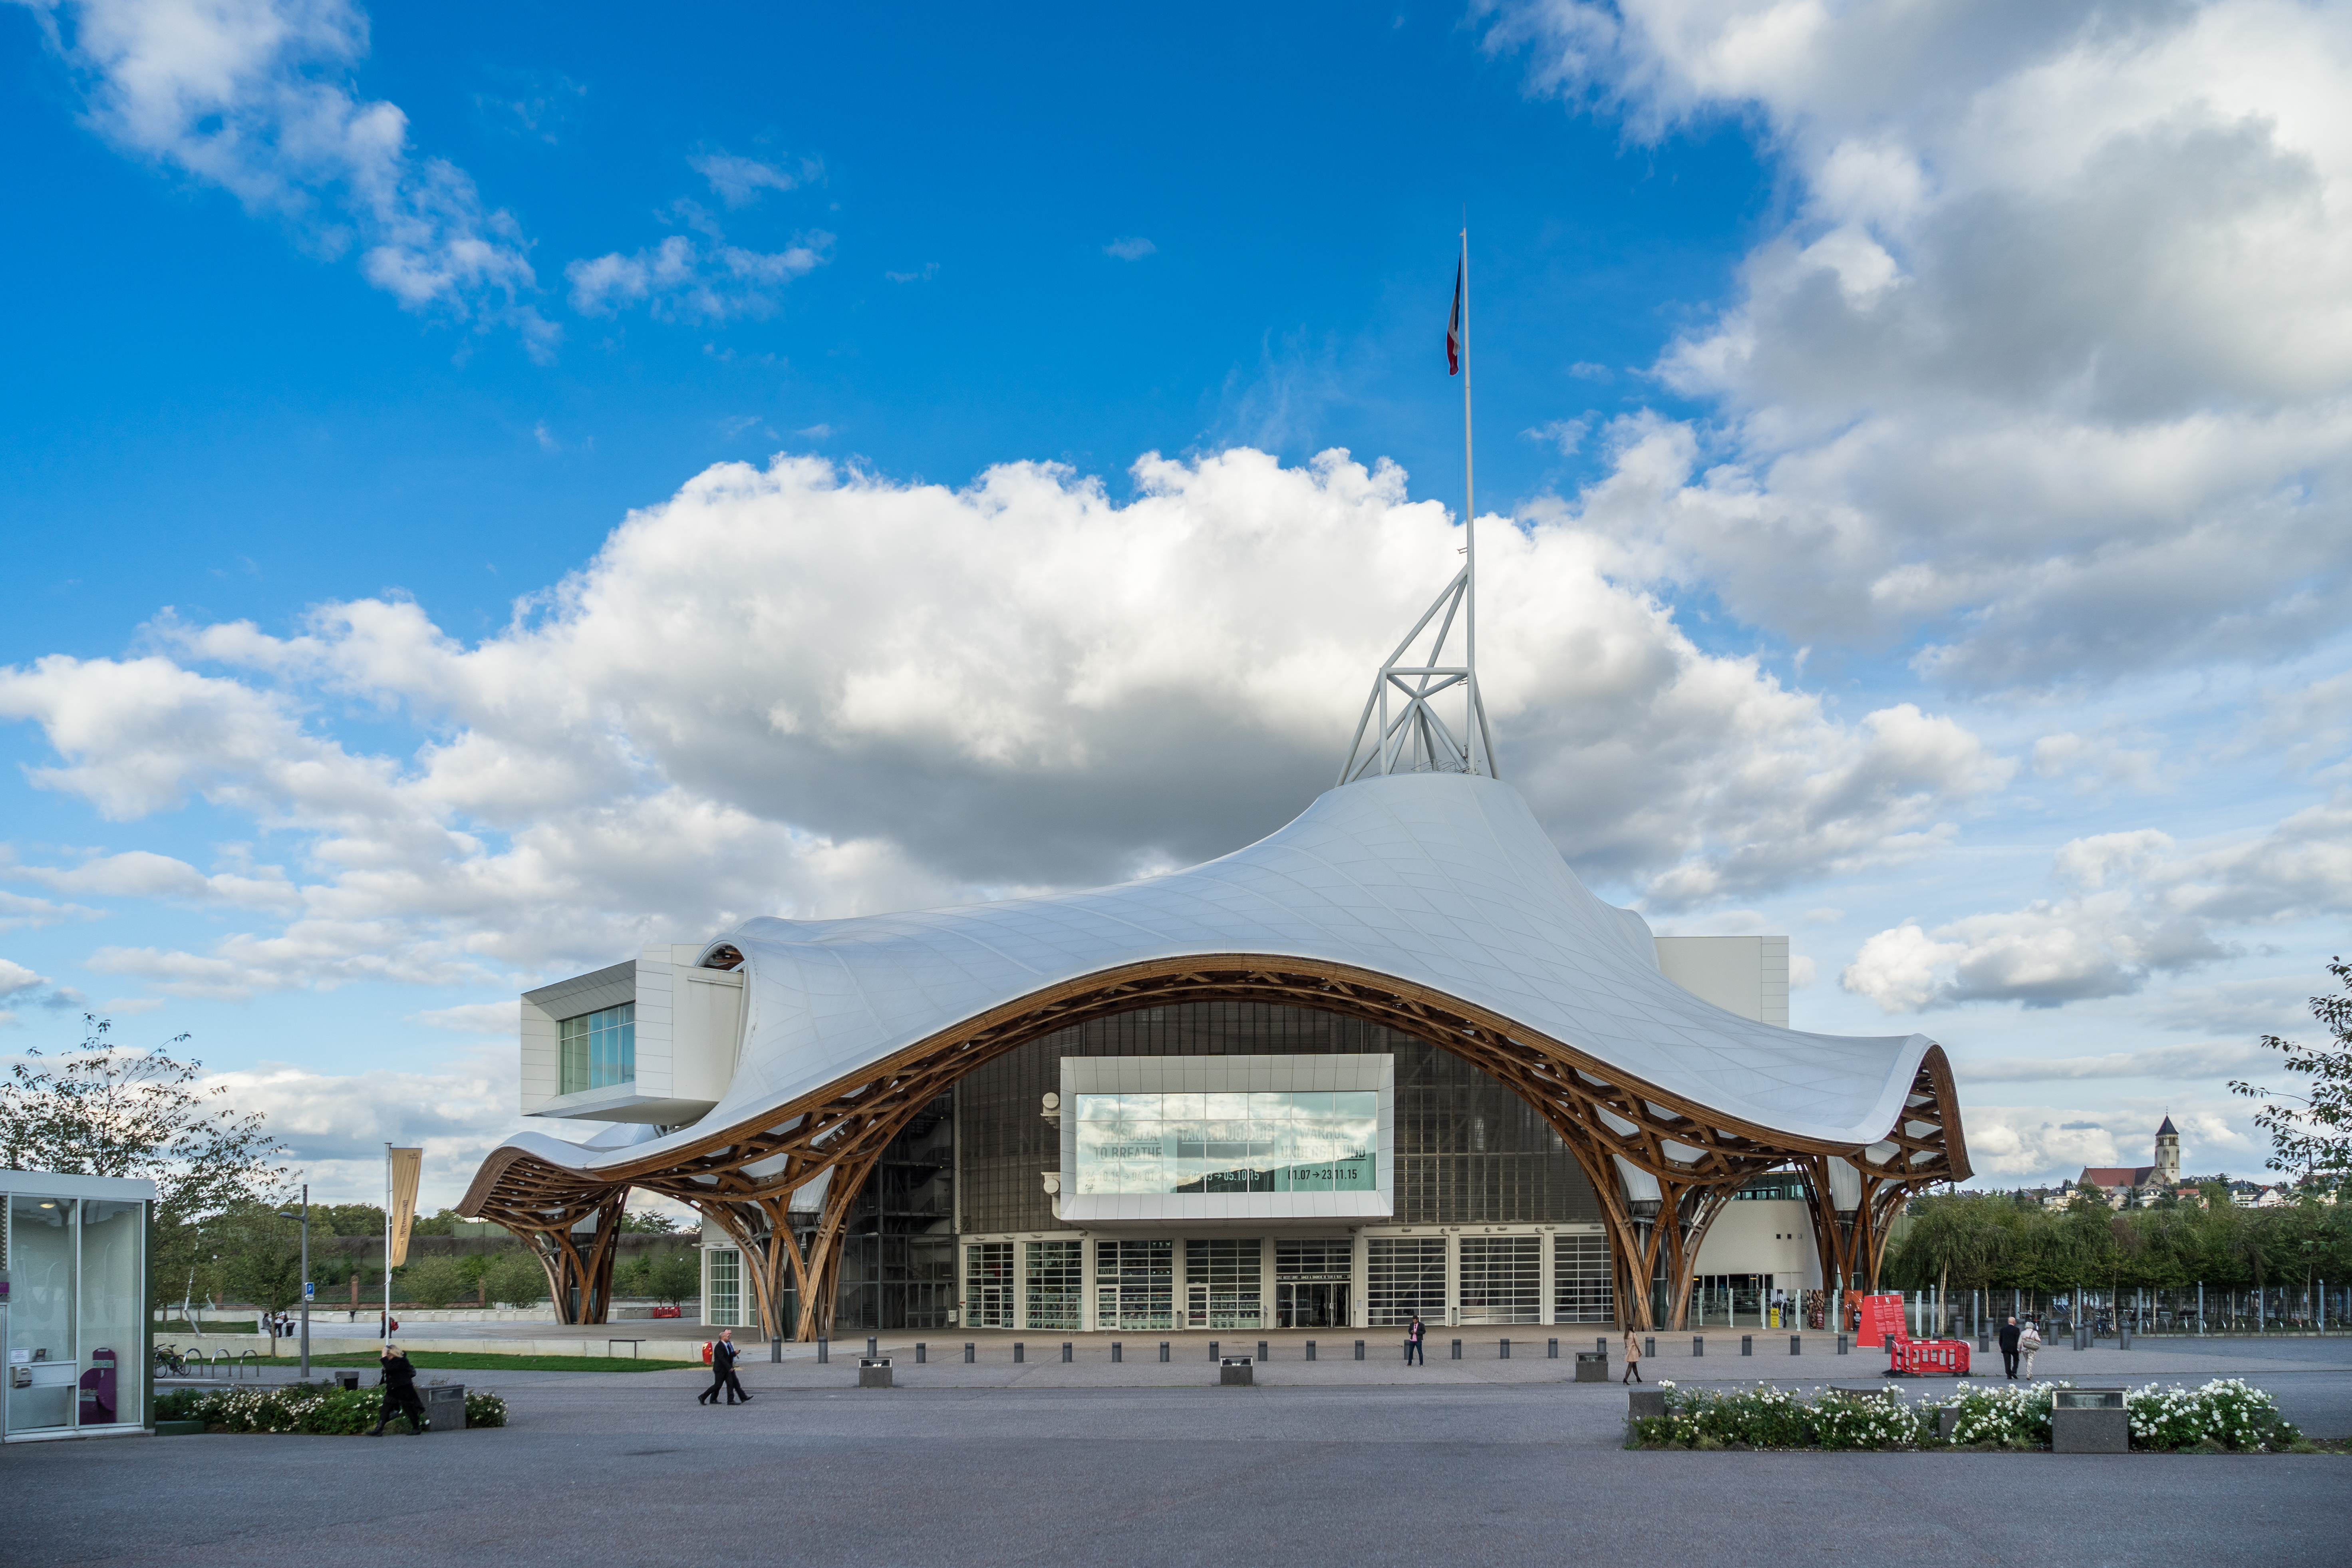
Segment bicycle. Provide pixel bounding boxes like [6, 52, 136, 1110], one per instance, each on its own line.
[153, 1345, 189, 1377]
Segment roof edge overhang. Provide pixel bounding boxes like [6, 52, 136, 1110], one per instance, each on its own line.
[460, 952, 1963, 1220]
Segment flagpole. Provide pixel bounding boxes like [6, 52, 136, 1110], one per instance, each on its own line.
[1460, 223, 1475, 723]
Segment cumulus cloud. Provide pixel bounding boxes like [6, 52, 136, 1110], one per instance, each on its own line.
[0, 446, 2002, 1001]
[0, 889, 104, 932]
[1958, 1041, 2267, 1083]
[1104, 236, 1156, 260]
[29, 0, 556, 356]
[1843, 796, 2352, 1011]
[1961, 1101, 2254, 1183]
[0, 958, 87, 1027]
[1491, 0, 2352, 687]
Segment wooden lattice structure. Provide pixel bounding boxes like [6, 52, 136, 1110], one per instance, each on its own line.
[461, 954, 1968, 1334]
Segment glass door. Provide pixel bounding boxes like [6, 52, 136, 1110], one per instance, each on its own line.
[8, 1196, 77, 1434]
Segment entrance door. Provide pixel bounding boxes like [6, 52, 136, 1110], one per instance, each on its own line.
[1277, 1282, 1347, 1329]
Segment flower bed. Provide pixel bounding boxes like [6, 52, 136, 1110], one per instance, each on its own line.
[153, 1384, 508, 1434]
[1628, 1377, 2309, 1453]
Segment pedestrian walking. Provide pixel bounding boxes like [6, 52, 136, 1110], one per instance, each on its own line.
[1621, 1327, 1644, 1384]
[2018, 1317, 2042, 1380]
[1998, 1315, 2022, 1379]
[368, 1343, 428, 1436]
[1404, 1314, 1426, 1366]
[700, 1328, 751, 1404]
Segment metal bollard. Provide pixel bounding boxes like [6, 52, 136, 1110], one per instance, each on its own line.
[2120, 1325, 2132, 1350]
[771, 1335, 782, 1363]
[1112, 1342, 1123, 1363]
[1061, 1342, 1072, 1363]
[1306, 1340, 1317, 1361]
[1257, 1340, 1269, 1362]
[1741, 1335, 1753, 1356]
[1548, 1338, 1559, 1359]
[1355, 1339, 1365, 1361]
[817, 1337, 829, 1364]
[1014, 1342, 1025, 1363]
[1837, 1333, 1848, 1355]
[1210, 1341, 1220, 1361]
[1500, 1338, 1511, 1359]
[867, 1336, 879, 1359]
[1790, 1334, 1802, 1355]
[1693, 1336, 1704, 1357]
[1596, 1337, 1609, 1359]
[963, 1342, 975, 1363]
[1645, 1336, 1656, 1359]
[1159, 1341, 1170, 1362]
[1450, 1339, 1462, 1360]
[916, 1343, 927, 1364]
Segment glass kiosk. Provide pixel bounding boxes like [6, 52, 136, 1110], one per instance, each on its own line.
[3, 1170, 154, 1442]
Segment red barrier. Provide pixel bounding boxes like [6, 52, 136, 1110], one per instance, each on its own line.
[1891, 1338, 1971, 1376]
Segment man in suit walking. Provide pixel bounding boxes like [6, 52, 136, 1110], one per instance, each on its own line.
[1998, 1315, 2023, 1379]
[700, 1328, 751, 1405]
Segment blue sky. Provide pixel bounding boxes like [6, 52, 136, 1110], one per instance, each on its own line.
[4, 0, 2349, 1206]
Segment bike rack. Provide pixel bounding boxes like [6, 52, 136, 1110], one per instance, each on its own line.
[237, 1351, 260, 1379]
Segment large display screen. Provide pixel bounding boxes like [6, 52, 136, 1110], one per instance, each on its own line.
[1071, 1090, 1378, 1195]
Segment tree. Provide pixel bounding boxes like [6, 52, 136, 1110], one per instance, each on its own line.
[0, 1016, 290, 1224]
[0, 1016, 291, 1311]
[483, 1250, 548, 1307]
[401, 1255, 471, 1308]
[2232, 955, 2352, 1178]
[616, 1208, 679, 1234]
[216, 1206, 306, 1317]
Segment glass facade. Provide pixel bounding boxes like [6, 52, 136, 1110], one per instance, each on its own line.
[1365, 1236, 1446, 1326]
[1184, 1238, 1262, 1329]
[1073, 1091, 1377, 1195]
[1024, 1240, 1083, 1329]
[5, 1188, 146, 1436]
[1095, 1239, 1173, 1329]
[1458, 1234, 1542, 1324]
[965, 1242, 1014, 1328]
[707, 1248, 743, 1326]
[959, 1002, 1599, 1234]
[1553, 1233, 1615, 1323]
[826, 1094, 956, 1333]
[1275, 1238, 1351, 1329]
[558, 1002, 636, 1094]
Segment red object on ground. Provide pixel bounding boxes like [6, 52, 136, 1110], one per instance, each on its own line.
[1891, 1338, 1972, 1376]
[1857, 1292, 1906, 1347]
[701, 1340, 713, 1365]
[650, 1306, 681, 1318]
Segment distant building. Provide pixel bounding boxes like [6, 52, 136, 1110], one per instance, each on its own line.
[2075, 1116, 2181, 1207]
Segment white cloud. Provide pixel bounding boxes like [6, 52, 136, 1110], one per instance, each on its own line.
[0, 889, 104, 932]
[0, 446, 2001, 1001]
[1958, 1041, 2266, 1083]
[688, 149, 818, 207]
[413, 1000, 516, 1035]
[33, 0, 556, 356]
[0, 959, 47, 1000]
[1104, 236, 1156, 260]
[6, 848, 300, 908]
[1490, 0, 2352, 688]
[566, 231, 832, 322]
[1842, 796, 2352, 1011]
[1960, 1101, 2255, 1183]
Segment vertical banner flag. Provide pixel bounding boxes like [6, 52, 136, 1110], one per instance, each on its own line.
[388, 1147, 424, 1266]
[1446, 259, 1463, 375]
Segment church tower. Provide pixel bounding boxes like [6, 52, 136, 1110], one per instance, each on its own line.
[2153, 1114, 2180, 1186]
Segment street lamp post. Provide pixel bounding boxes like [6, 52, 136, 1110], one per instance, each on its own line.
[275, 1185, 312, 1381]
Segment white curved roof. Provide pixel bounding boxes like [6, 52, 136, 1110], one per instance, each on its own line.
[493, 773, 1934, 1180]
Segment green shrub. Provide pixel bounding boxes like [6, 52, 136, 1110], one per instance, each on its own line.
[2123, 1378, 2294, 1451]
[464, 1390, 509, 1427]
[400, 1255, 470, 1309]
[154, 1381, 509, 1435]
[482, 1250, 547, 1307]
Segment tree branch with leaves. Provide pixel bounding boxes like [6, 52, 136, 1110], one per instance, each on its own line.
[2231, 956, 2352, 1182]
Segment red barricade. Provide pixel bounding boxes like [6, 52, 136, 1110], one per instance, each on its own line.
[1890, 1338, 1971, 1376]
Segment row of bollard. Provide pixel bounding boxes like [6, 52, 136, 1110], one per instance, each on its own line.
[810, 1332, 1849, 1363]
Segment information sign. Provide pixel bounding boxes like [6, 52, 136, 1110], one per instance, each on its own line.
[1857, 1292, 1907, 1346]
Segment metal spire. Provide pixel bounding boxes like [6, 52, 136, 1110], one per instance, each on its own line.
[1337, 225, 1498, 785]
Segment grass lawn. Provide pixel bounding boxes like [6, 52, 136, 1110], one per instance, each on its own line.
[282, 1351, 701, 1373]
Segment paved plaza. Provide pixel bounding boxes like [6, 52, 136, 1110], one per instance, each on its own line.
[11, 1336, 2349, 1567]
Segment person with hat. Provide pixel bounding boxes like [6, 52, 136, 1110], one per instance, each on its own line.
[369, 1343, 429, 1435]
